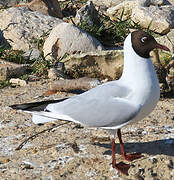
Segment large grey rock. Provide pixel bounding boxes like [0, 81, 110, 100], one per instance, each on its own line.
[0, 0, 33, 7]
[61, 50, 124, 80]
[75, 1, 99, 26]
[43, 22, 105, 60]
[92, 0, 170, 8]
[132, 5, 174, 34]
[9, 78, 27, 86]
[107, 0, 138, 20]
[91, 0, 125, 8]
[107, 0, 171, 22]
[0, 0, 17, 7]
[156, 29, 174, 53]
[139, 0, 171, 6]
[23, 48, 41, 61]
[17, 0, 63, 19]
[61, 49, 170, 81]
[0, 60, 28, 80]
[169, 0, 174, 5]
[0, 7, 63, 51]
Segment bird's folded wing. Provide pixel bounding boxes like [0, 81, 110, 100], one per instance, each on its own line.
[30, 96, 141, 128]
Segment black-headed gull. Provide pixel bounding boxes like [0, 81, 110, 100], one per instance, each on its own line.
[10, 30, 169, 175]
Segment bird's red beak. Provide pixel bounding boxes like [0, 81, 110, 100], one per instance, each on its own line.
[155, 43, 170, 52]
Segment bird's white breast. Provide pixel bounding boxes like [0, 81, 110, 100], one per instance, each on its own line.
[120, 33, 160, 122]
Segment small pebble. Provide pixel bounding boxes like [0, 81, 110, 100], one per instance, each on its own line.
[22, 161, 34, 170]
[2, 158, 10, 163]
[166, 109, 170, 113]
[10, 78, 27, 86]
[31, 149, 37, 154]
[150, 157, 158, 164]
[138, 168, 145, 175]
[48, 68, 59, 80]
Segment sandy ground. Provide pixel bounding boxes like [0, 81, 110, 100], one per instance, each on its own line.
[0, 80, 174, 180]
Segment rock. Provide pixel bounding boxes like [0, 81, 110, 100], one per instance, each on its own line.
[54, 62, 65, 72]
[9, 78, 27, 86]
[0, 157, 10, 164]
[47, 77, 102, 93]
[150, 157, 158, 164]
[16, 0, 63, 19]
[96, 0, 171, 8]
[156, 29, 174, 53]
[21, 161, 35, 169]
[132, 5, 174, 34]
[75, 1, 99, 25]
[28, 74, 41, 81]
[0, 7, 63, 51]
[107, 0, 138, 21]
[48, 68, 60, 80]
[0, 60, 28, 80]
[0, 0, 17, 7]
[169, 0, 174, 5]
[43, 22, 105, 60]
[91, 0, 125, 8]
[48, 62, 69, 80]
[23, 48, 41, 61]
[62, 49, 171, 82]
[139, 0, 171, 6]
[168, 59, 174, 68]
[61, 50, 123, 80]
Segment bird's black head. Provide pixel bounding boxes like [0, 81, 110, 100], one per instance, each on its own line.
[131, 30, 169, 58]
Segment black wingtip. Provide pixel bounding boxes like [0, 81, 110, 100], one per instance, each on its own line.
[10, 97, 69, 112]
[10, 104, 29, 110]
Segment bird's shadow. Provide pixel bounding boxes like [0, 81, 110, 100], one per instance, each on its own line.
[94, 138, 174, 156]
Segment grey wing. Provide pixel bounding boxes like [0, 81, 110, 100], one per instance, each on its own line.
[46, 95, 141, 128]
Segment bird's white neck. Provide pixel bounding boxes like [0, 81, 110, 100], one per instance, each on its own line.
[120, 32, 160, 117]
[119, 34, 160, 119]
[120, 34, 158, 89]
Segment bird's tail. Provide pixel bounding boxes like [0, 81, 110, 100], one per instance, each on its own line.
[10, 97, 69, 124]
[10, 97, 69, 112]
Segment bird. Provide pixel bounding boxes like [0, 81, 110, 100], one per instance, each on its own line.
[10, 30, 169, 175]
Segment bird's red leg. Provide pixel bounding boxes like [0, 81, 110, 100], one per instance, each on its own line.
[111, 138, 130, 175]
[117, 129, 143, 161]
[112, 138, 116, 167]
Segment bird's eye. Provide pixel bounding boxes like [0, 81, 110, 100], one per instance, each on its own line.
[141, 36, 148, 43]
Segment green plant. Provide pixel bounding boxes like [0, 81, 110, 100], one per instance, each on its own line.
[0, 49, 27, 64]
[78, 9, 142, 46]
[0, 45, 8, 55]
[159, 51, 172, 65]
[106, 17, 141, 43]
[78, 17, 104, 40]
[30, 37, 45, 50]
[30, 30, 50, 50]
[77, 8, 163, 47]
[20, 74, 29, 81]
[31, 53, 53, 77]
[0, 80, 11, 89]
[0, 5, 8, 10]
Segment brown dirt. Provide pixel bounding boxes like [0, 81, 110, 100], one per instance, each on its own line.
[0, 80, 174, 180]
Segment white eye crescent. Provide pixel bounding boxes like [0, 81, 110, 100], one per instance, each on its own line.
[141, 36, 148, 43]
